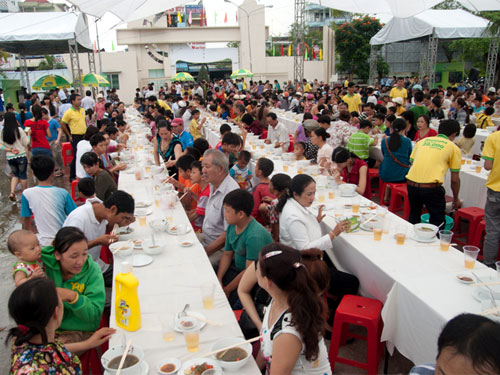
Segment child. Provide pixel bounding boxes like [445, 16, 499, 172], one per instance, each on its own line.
[187, 161, 210, 232]
[346, 119, 378, 168]
[221, 132, 241, 169]
[20, 155, 76, 247]
[189, 109, 206, 140]
[77, 177, 98, 203]
[251, 158, 276, 224]
[455, 123, 477, 156]
[476, 107, 495, 129]
[372, 113, 386, 134]
[215, 123, 232, 151]
[217, 189, 273, 309]
[42, 108, 64, 177]
[258, 173, 291, 242]
[175, 155, 198, 209]
[230, 150, 252, 191]
[8, 230, 44, 287]
[294, 141, 307, 160]
[8, 277, 115, 374]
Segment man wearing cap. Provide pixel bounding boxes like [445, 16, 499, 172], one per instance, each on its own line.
[265, 112, 289, 150]
[488, 87, 497, 102]
[393, 97, 405, 116]
[171, 118, 193, 150]
[406, 119, 462, 227]
[390, 77, 408, 105]
[289, 92, 301, 112]
[342, 82, 362, 113]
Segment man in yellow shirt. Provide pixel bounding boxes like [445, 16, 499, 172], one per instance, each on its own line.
[390, 77, 408, 105]
[189, 109, 205, 140]
[303, 79, 312, 93]
[342, 82, 362, 113]
[61, 93, 87, 181]
[406, 119, 462, 226]
[482, 131, 500, 267]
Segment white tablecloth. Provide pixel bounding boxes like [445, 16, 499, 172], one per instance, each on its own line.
[110, 126, 260, 374]
[444, 164, 488, 208]
[430, 123, 488, 156]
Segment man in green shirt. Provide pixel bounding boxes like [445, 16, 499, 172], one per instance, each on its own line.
[217, 189, 273, 309]
[346, 120, 379, 167]
[409, 90, 429, 139]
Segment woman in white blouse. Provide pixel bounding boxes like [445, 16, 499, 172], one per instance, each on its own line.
[277, 174, 360, 323]
[310, 127, 333, 168]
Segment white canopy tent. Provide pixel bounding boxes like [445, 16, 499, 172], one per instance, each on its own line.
[0, 12, 94, 92]
[309, 0, 500, 18]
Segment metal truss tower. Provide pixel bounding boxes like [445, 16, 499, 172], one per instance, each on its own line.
[293, 0, 305, 85]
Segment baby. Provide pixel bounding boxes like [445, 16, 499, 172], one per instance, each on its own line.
[8, 230, 45, 287]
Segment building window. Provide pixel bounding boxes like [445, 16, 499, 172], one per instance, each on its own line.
[105, 73, 120, 90]
[148, 69, 164, 78]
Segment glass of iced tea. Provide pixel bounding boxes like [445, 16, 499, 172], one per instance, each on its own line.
[161, 315, 175, 342]
[329, 190, 335, 200]
[395, 225, 406, 245]
[352, 198, 360, 214]
[318, 189, 326, 203]
[463, 246, 480, 269]
[201, 284, 215, 310]
[373, 222, 382, 241]
[439, 230, 453, 251]
[182, 322, 200, 353]
[475, 165, 482, 173]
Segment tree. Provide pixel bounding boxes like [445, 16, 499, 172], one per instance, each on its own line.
[198, 64, 209, 82]
[37, 55, 65, 70]
[334, 16, 385, 81]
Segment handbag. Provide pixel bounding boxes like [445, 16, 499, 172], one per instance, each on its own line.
[384, 137, 410, 168]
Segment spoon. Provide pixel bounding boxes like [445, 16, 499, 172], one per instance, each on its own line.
[178, 303, 190, 319]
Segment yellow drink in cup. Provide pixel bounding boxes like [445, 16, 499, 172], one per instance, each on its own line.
[463, 246, 480, 269]
[440, 242, 450, 251]
[466, 159, 472, 165]
[396, 233, 406, 245]
[283, 165, 289, 172]
[476, 165, 482, 173]
[138, 216, 147, 227]
[465, 259, 476, 269]
[145, 166, 151, 173]
[161, 317, 175, 342]
[155, 199, 160, 208]
[184, 331, 199, 352]
[329, 191, 335, 199]
[461, 159, 465, 165]
[352, 204, 360, 213]
[318, 190, 326, 203]
[439, 230, 453, 252]
[163, 332, 175, 342]
[202, 296, 214, 310]
[260, 145, 265, 149]
[201, 284, 215, 310]
[373, 228, 382, 241]
[297, 168, 303, 174]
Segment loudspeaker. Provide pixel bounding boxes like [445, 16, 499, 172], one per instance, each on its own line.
[468, 68, 480, 82]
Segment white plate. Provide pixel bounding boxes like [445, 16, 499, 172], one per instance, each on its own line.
[174, 311, 207, 332]
[360, 217, 383, 232]
[312, 204, 335, 211]
[135, 201, 152, 208]
[132, 254, 153, 267]
[135, 208, 153, 216]
[156, 358, 181, 375]
[104, 360, 149, 375]
[167, 226, 192, 236]
[456, 272, 475, 284]
[472, 287, 494, 302]
[408, 233, 438, 243]
[179, 358, 222, 375]
[340, 192, 358, 197]
[180, 240, 194, 247]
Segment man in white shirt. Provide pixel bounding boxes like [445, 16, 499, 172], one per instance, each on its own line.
[201, 149, 239, 264]
[265, 112, 290, 150]
[81, 90, 95, 112]
[289, 93, 301, 112]
[58, 102, 72, 120]
[145, 83, 156, 98]
[75, 127, 99, 179]
[58, 88, 67, 103]
[194, 83, 204, 98]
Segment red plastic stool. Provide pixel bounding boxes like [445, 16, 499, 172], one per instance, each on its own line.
[368, 168, 379, 195]
[233, 309, 243, 321]
[329, 295, 384, 374]
[388, 183, 410, 220]
[288, 135, 294, 152]
[452, 207, 485, 246]
[472, 220, 487, 259]
[61, 142, 73, 166]
[71, 179, 86, 204]
[80, 348, 102, 375]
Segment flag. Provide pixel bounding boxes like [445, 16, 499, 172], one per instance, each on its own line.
[288, 44, 291, 56]
[224, 12, 227, 23]
[236, 11, 238, 22]
[188, 11, 192, 24]
[280, 44, 284, 56]
[178, 11, 182, 23]
[312, 49, 316, 59]
[111, 41, 115, 51]
[93, 41, 97, 53]
[320, 49, 323, 60]
[214, 11, 217, 23]
[204, 9, 207, 25]
[200, 8, 203, 26]
[296, 45, 300, 56]
[272, 45, 275, 56]
[168, 11, 172, 25]
[305, 48, 308, 60]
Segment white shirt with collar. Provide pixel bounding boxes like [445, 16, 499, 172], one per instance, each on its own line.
[266, 122, 290, 150]
[201, 174, 239, 246]
[279, 198, 332, 251]
[82, 96, 95, 111]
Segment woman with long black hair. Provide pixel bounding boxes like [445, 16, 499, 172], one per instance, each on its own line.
[0, 112, 30, 200]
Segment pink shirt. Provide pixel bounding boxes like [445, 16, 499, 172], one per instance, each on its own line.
[95, 101, 106, 120]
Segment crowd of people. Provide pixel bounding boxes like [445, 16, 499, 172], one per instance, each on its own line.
[2, 75, 500, 374]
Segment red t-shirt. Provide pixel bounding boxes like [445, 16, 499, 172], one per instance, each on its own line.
[342, 158, 372, 200]
[413, 128, 437, 143]
[25, 119, 50, 149]
[252, 182, 276, 223]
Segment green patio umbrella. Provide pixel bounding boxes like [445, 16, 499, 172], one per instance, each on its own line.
[171, 72, 195, 82]
[74, 73, 110, 87]
[32, 74, 71, 90]
[230, 69, 254, 79]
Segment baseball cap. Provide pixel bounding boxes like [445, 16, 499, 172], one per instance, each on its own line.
[171, 118, 184, 127]
[393, 97, 403, 105]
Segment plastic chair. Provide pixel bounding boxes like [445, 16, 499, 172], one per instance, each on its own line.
[368, 168, 379, 195]
[70, 179, 86, 204]
[329, 295, 385, 374]
[61, 142, 73, 167]
[388, 183, 410, 220]
[288, 135, 294, 152]
[452, 207, 485, 246]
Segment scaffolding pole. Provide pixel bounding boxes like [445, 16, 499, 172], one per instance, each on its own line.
[68, 38, 83, 95]
[369, 45, 378, 85]
[88, 52, 98, 98]
[418, 39, 429, 82]
[19, 55, 30, 93]
[427, 36, 439, 88]
[293, 0, 305, 85]
[485, 36, 499, 90]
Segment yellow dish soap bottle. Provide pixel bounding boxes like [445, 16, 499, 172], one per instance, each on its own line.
[115, 262, 141, 331]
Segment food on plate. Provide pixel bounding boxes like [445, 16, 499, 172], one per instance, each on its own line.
[216, 347, 248, 362]
[458, 276, 473, 282]
[184, 363, 214, 375]
[182, 241, 192, 246]
[417, 227, 434, 232]
[170, 226, 177, 232]
[119, 246, 131, 251]
[160, 363, 177, 372]
[108, 354, 139, 369]
[133, 239, 143, 245]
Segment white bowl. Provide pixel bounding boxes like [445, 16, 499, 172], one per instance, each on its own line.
[109, 241, 134, 257]
[211, 337, 252, 371]
[282, 152, 294, 161]
[156, 358, 181, 374]
[116, 226, 134, 241]
[413, 223, 438, 240]
[339, 183, 357, 194]
[149, 219, 168, 233]
[297, 160, 310, 169]
[142, 239, 165, 255]
[151, 165, 164, 174]
[478, 276, 500, 299]
[101, 345, 144, 375]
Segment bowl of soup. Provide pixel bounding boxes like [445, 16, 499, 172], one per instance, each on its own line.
[142, 239, 165, 255]
[116, 226, 134, 241]
[101, 344, 144, 375]
[413, 223, 438, 240]
[212, 337, 252, 371]
[109, 241, 134, 257]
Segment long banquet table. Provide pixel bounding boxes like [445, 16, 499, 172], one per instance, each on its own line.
[203, 119, 497, 365]
[109, 115, 261, 374]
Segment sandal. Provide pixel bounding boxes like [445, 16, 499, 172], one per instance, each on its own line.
[9, 193, 16, 201]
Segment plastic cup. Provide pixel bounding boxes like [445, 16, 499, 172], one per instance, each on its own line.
[439, 230, 453, 251]
[463, 246, 480, 269]
[183, 326, 200, 352]
[201, 284, 215, 310]
[154, 192, 161, 208]
[318, 189, 326, 203]
[383, 217, 391, 234]
[161, 315, 175, 342]
[377, 207, 388, 217]
[137, 215, 147, 227]
[329, 191, 335, 200]
[373, 222, 382, 241]
[283, 164, 289, 172]
[395, 225, 406, 245]
[297, 167, 303, 174]
[476, 165, 482, 173]
[352, 198, 360, 214]
[466, 159, 472, 165]
[461, 159, 466, 165]
[496, 261, 500, 278]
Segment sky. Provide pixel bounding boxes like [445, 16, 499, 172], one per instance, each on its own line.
[62, 0, 295, 52]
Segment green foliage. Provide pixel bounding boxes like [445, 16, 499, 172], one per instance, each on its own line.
[448, 38, 490, 74]
[377, 57, 390, 79]
[197, 64, 209, 82]
[334, 16, 385, 81]
[37, 55, 65, 70]
[226, 41, 240, 48]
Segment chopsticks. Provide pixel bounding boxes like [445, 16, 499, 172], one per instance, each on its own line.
[481, 305, 500, 316]
[198, 336, 261, 358]
[360, 214, 378, 227]
[186, 312, 222, 326]
[111, 240, 132, 255]
[162, 173, 177, 184]
[179, 186, 193, 201]
[116, 339, 132, 375]
[472, 280, 500, 287]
